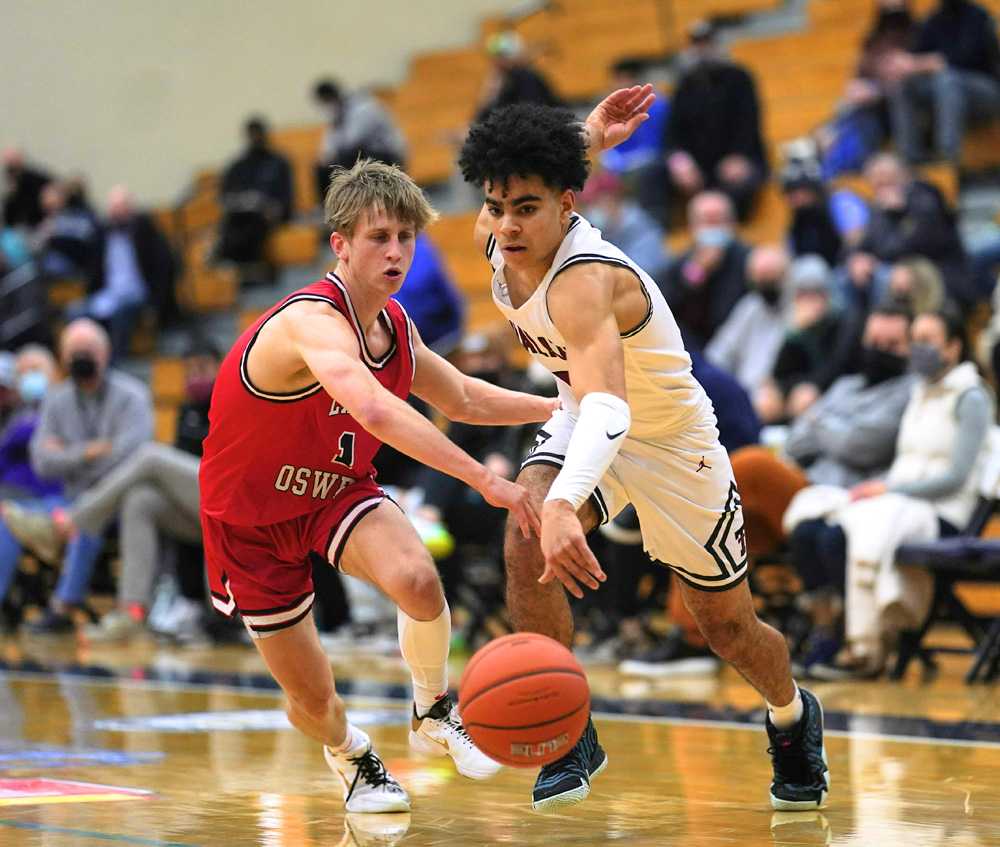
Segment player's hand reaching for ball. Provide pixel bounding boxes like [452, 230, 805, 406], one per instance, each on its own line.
[478, 473, 540, 539]
[584, 84, 656, 155]
[538, 499, 606, 599]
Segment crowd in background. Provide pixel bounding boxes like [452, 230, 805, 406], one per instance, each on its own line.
[2, 0, 1000, 683]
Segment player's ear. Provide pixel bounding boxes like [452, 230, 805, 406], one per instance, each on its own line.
[330, 230, 348, 262]
[560, 189, 575, 222]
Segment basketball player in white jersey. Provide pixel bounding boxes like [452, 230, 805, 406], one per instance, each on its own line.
[458, 88, 829, 812]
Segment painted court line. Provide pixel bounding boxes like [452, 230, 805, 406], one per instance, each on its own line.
[0, 819, 198, 846]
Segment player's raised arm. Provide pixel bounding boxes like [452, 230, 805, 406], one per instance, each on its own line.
[288, 307, 540, 538]
[583, 83, 656, 157]
[535, 263, 633, 597]
[409, 324, 558, 425]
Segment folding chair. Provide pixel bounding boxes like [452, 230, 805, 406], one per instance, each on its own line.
[892, 428, 1000, 683]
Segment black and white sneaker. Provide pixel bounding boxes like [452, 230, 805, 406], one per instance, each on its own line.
[409, 695, 502, 779]
[617, 629, 722, 678]
[531, 717, 608, 812]
[325, 734, 411, 813]
[766, 688, 830, 811]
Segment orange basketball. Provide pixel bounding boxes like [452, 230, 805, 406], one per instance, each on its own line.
[458, 632, 590, 767]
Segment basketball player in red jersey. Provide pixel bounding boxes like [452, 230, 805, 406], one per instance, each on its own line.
[199, 160, 557, 813]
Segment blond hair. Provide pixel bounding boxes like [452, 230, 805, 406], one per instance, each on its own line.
[323, 159, 437, 235]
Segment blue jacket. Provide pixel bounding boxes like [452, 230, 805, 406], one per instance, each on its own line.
[394, 234, 465, 352]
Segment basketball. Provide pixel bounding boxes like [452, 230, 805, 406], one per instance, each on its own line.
[458, 632, 590, 767]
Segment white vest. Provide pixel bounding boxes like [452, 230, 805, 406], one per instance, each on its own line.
[488, 214, 716, 442]
[887, 361, 991, 528]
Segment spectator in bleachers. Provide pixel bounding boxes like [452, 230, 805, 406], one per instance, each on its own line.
[855, 152, 974, 306]
[822, 0, 918, 178]
[785, 305, 992, 679]
[648, 20, 768, 222]
[888, 0, 1000, 166]
[599, 60, 670, 177]
[393, 234, 465, 355]
[313, 79, 407, 200]
[215, 117, 293, 267]
[780, 143, 870, 265]
[0, 345, 61, 501]
[706, 245, 791, 399]
[579, 170, 671, 284]
[662, 191, 750, 347]
[2, 148, 52, 230]
[67, 186, 177, 359]
[3, 339, 218, 642]
[887, 256, 946, 313]
[0, 318, 152, 633]
[0, 353, 16, 433]
[731, 304, 913, 564]
[34, 181, 103, 286]
[757, 256, 845, 423]
[475, 31, 561, 122]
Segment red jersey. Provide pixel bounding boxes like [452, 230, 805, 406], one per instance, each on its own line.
[199, 273, 415, 526]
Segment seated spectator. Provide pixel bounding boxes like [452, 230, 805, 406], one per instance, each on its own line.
[393, 234, 465, 355]
[475, 31, 562, 122]
[780, 143, 869, 265]
[0, 353, 16, 432]
[579, 170, 671, 284]
[216, 117, 293, 267]
[600, 60, 670, 176]
[731, 303, 913, 562]
[0, 345, 61, 501]
[313, 78, 407, 199]
[645, 21, 768, 222]
[757, 256, 846, 423]
[784, 306, 992, 678]
[2, 148, 52, 230]
[3, 339, 219, 642]
[662, 191, 750, 347]
[887, 256, 945, 313]
[855, 152, 974, 307]
[0, 318, 152, 633]
[67, 186, 177, 359]
[821, 0, 918, 177]
[34, 181, 103, 285]
[706, 245, 791, 397]
[888, 0, 1000, 165]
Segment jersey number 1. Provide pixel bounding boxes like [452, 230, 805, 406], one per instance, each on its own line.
[334, 431, 355, 468]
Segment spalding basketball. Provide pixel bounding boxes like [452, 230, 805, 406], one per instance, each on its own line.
[458, 632, 590, 767]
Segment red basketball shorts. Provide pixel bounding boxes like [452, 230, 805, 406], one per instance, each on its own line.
[202, 478, 385, 639]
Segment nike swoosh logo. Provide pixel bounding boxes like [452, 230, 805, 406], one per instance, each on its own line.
[606, 429, 626, 440]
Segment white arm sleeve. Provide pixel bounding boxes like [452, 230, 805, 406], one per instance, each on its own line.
[545, 392, 630, 511]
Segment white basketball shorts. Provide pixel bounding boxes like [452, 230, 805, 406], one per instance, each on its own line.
[522, 409, 748, 592]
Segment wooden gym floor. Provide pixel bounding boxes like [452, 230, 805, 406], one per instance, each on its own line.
[0, 632, 997, 846]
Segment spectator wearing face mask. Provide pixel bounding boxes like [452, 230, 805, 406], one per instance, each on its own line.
[706, 245, 792, 396]
[729, 303, 914, 564]
[0, 319, 152, 633]
[0, 345, 61, 501]
[3, 339, 216, 642]
[662, 191, 751, 347]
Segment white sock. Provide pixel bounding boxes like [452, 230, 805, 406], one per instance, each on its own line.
[397, 603, 450, 716]
[328, 722, 369, 758]
[767, 683, 804, 730]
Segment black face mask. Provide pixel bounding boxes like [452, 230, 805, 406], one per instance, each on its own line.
[861, 346, 907, 385]
[758, 285, 782, 307]
[69, 353, 98, 382]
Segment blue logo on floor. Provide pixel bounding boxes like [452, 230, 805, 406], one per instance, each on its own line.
[0, 745, 164, 770]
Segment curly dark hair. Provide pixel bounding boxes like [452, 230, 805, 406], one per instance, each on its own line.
[458, 104, 590, 192]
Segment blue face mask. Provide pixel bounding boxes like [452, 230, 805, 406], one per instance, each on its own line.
[18, 370, 48, 404]
[909, 343, 947, 380]
[694, 225, 733, 249]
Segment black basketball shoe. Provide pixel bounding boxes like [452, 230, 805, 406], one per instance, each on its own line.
[531, 716, 608, 812]
[766, 687, 830, 810]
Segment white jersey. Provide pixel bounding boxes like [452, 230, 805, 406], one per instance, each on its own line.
[489, 213, 716, 443]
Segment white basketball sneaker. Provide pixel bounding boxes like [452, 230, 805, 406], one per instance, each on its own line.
[409, 695, 502, 780]
[324, 733, 411, 813]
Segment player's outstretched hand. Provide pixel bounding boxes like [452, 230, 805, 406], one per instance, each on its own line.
[584, 84, 656, 154]
[479, 473, 541, 539]
[538, 500, 607, 599]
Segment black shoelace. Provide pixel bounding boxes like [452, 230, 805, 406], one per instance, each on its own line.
[349, 750, 394, 789]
